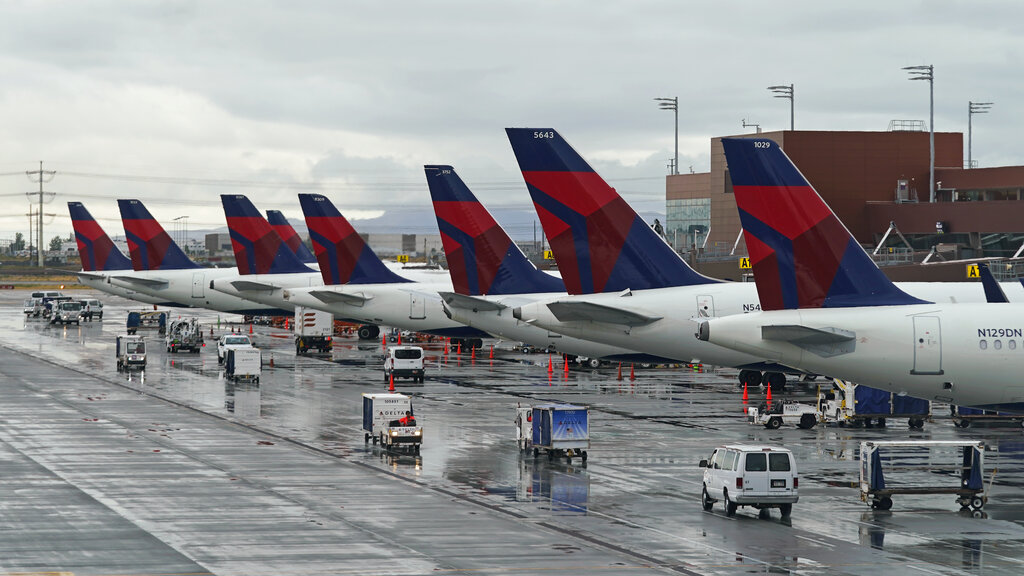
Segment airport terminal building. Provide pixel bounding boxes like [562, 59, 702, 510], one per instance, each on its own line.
[668, 129, 1024, 273]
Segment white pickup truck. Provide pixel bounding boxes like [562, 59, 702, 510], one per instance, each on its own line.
[217, 333, 254, 364]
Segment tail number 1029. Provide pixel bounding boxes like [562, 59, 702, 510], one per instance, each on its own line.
[754, 141, 771, 149]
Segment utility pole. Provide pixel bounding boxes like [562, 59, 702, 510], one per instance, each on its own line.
[26, 161, 56, 267]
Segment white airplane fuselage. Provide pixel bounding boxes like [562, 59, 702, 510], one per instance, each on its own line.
[77, 272, 174, 306]
[513, 281, 1024, 370]
[283, 280, 490, 338]
[441, 292, 656, 360]
[107, 268, 288, 315]
[701, 303, 1024, 410]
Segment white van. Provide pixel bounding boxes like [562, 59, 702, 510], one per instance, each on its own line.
[699, 444, 798, 517]
[384, 346, 425, 383]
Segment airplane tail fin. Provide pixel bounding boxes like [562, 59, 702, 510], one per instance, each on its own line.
[720, 137, 926, 310]
[68, 202, 132, 271]
[117, 199, 200, 270]
[425, 165, 565, 295]
[298, 194, 410, 285]
[221, 195, 315, 275]
[978, 263, 1009, 303]
[266, 210, 318, 264]
[505, 128, 717, 295]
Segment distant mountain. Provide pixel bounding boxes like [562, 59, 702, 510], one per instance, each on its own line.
[183, 207, 666, 242]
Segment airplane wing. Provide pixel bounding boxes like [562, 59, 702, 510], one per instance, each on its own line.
[110, 275, 169, 288]
[546, 301, 662, 326]
[761, 325, 856, 358]
[438, 292, 507, 312]
[307, 289, 372, 306]
[230, 280, 281, 292]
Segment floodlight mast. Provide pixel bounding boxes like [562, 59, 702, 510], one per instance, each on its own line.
[654, 97, 678, 175]
[904, 65, 934, 202]
[968, 101, 993, 169]
[767, 84, 794, 130]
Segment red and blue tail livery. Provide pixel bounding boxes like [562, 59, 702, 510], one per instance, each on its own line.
[426, 165, 564, 296]
[298, 194, 410, 285]
[721, 138, 926, 310]
[505, 128, 717, 295]
[69, 202, 132, 271]
[221, 195, 315, 275]
[117, 199, 199, 271]
[266, 209, 318, 264]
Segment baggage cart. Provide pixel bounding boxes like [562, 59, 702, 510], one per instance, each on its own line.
[525, 404, 589, 463]
[860, 440, 987, 513]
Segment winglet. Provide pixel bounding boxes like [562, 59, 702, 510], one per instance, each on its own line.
[221, 195, 315, 275]
[978, 263, 1009, 303]
[68, 202, 132, 271]
[266, 210, 318, 264]
[721, 137, 927, 310]
[298, 194, 410, 285]
[505, 127, 717, 294]
[117, 199, 200, 270]
[425, 164, 564, 295]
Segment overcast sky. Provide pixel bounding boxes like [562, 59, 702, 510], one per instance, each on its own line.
[1, 1, 1022, 243]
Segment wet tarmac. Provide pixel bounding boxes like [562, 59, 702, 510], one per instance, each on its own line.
[4, 288, 1024, 574]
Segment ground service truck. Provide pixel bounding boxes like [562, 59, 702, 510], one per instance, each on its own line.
[295, 307, 333, 355]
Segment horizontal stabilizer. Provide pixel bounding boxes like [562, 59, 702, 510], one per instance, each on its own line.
[307, 289, 371, 306]
[230, 280, 281, 292]
[761, 324, 856, 358]
[111, 275, 169, 287]
[439, 291, 507, 312]
[76, 271, 106, 280]
[547, 301, 661, 326]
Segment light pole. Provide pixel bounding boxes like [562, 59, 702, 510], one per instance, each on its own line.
[968, 101, 993, 169]
[173, 215, 189, 253]
[767, 84, 794, 130]
[655, 97, 678, 175]
[904, 65, 934, 202]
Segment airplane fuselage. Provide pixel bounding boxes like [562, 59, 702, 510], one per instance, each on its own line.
[107, 268, 290, 315]
[700, 303, 1024, 411]
[513, 281, 1024, 370]
[284, 282, 489, 338]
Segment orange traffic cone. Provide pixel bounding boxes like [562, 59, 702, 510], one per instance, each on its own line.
[629, 363, 636, 381]
[249, 323, 253, 334]
[398, 332, 402, 345]
[489, 345, 494, 359]
[766, 383, 773, 405]
[617, 362, 623, 381]
[285, 318, 290, 330]
[742, 382, 749, 403]
[547, 355, 554, 374]
[269, 354, 275, 368]
[382, 333, 386, 349]
[563, 355, 569, 374]
[389, 372, 395, 392]
[457, 342, 462, 355]
[472, 346, 476, 360]
[444, 339, 449, 355]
